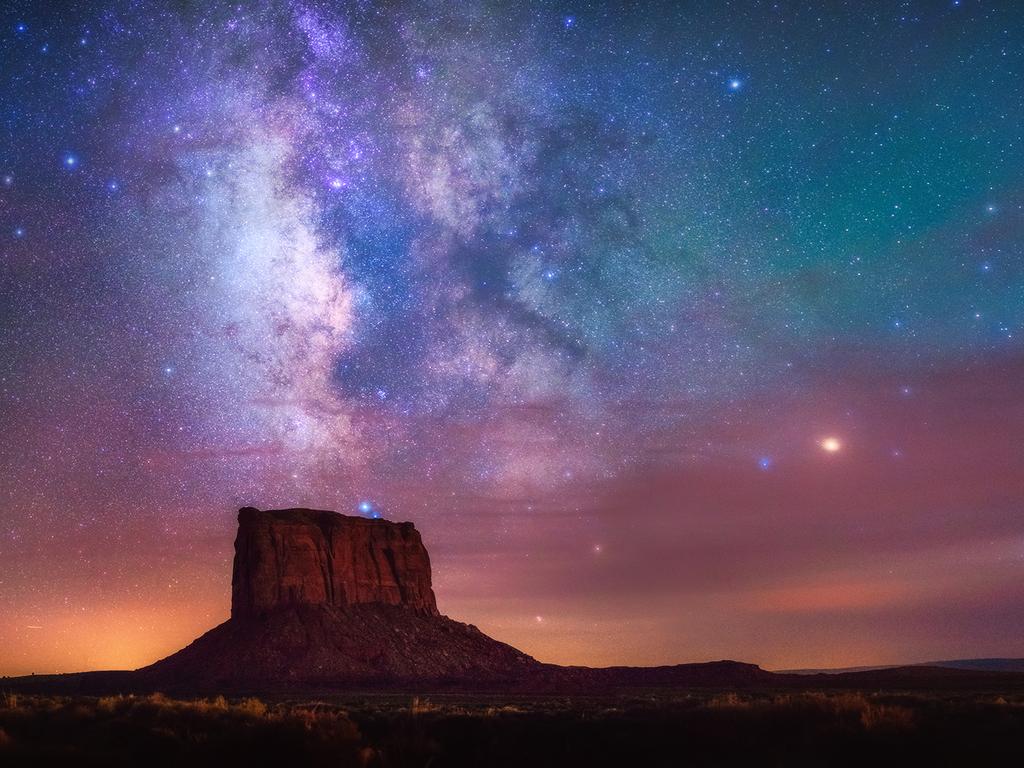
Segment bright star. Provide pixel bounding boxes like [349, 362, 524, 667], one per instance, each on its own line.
[728, 78, 742, 91]
[820, 437, 842, 453]
[358, 500, 373, 514]
[758, 456, 772, 470]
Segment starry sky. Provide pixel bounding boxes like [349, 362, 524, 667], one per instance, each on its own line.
[2, 0, 1024, 676]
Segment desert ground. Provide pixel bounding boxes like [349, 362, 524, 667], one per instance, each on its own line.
[2, 688, 1023, 767]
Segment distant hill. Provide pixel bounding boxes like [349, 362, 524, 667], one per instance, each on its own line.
[779, 658, 1024, 675]
[927, 658, 1024, 672]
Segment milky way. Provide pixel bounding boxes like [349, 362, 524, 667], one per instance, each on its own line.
[2, 1, 1024, 674]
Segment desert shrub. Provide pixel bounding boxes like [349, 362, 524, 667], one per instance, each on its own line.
[860, 702, 915, 731]
[236, 697, 268, 717]
[705, 692, 748, 709]
[96, 695, 125, 713]
[410, 696, 444, 715]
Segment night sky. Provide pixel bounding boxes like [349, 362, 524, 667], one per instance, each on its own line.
[2, 1, 1024, 676]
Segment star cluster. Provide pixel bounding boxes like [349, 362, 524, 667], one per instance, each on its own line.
[1, 0, 1023, 674]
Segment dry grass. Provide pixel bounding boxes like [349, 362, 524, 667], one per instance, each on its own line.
[0, 689, 1022, 766]
[707, 691, 918, 732]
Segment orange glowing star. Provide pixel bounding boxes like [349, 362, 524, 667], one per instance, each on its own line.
[820, 436, 842, 453]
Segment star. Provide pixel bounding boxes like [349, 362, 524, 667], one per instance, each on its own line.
[819, 437, 842, 453]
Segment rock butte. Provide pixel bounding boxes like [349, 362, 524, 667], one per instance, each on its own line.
[136, 507, 773, 692]
[231, 506, 439, 619]
[140, 507, 539, 690]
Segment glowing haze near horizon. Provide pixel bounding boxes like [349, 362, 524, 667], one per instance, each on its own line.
[2, 1, 1024, 676]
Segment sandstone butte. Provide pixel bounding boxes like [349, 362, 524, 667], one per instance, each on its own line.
[135, 507, 774, 692]
[231, 506, 440, 619]
[139, 507, 539, 691]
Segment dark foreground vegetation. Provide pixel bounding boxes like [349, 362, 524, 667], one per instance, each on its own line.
[1, 689, 1023, 767]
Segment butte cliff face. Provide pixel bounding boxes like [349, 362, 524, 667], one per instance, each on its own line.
[231, 507, 438, 619]
[141, 507, 539, 690]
